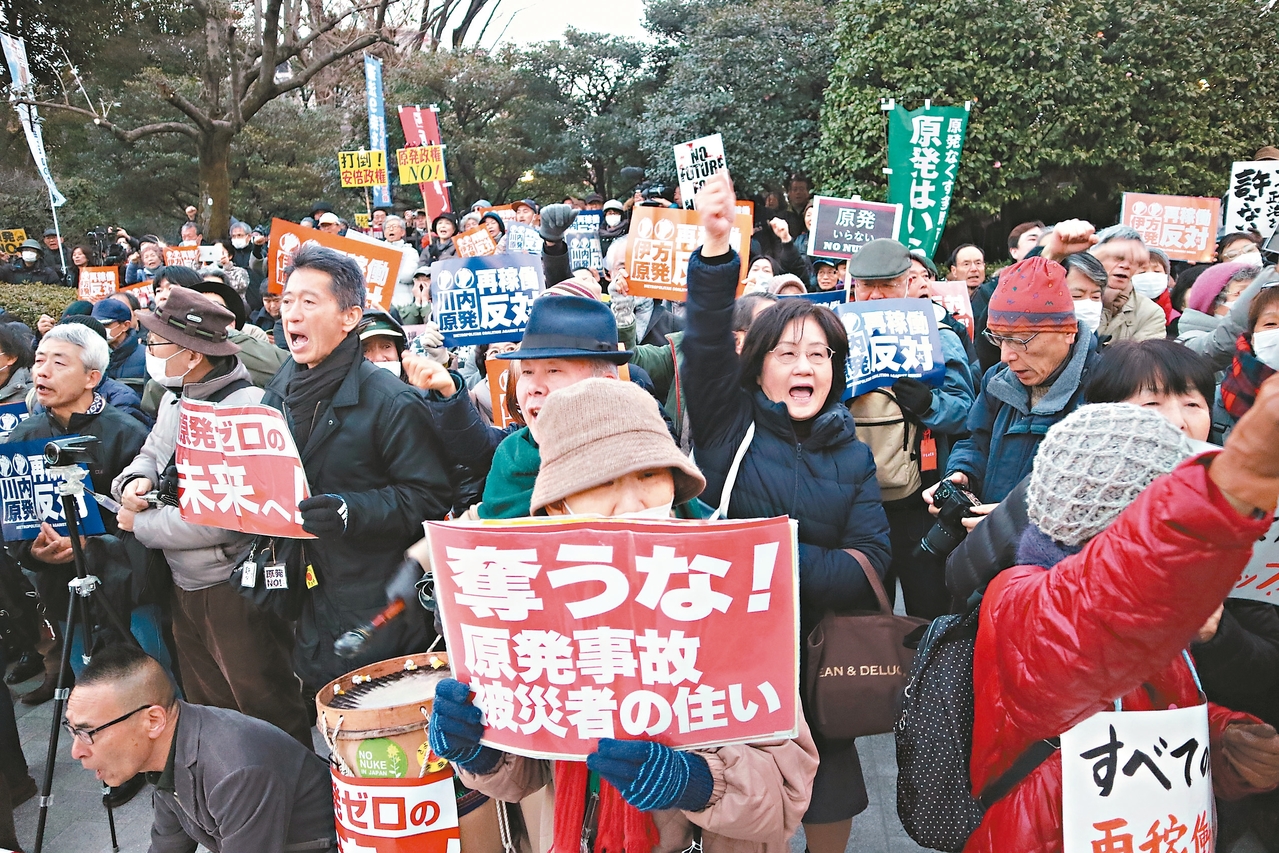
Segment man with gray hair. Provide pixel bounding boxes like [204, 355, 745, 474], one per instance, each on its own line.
[380, 214, 422, 305]
[5, 324, 151, 709]
[1088, 224, 1166, 342]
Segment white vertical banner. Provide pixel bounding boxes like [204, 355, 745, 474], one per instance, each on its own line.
[0, 31, 66, 207]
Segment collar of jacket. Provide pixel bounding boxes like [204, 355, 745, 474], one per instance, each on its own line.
[749, 388, 854, 449]
[175, 359, 253, 403]
[267, 347, 367, 413]
[985, 331, 1093, 416]
[110, 330, 140, 365]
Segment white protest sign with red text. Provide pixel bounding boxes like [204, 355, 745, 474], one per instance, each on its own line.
[429, 516, 800, 760]
[78, 267, 119, 302]
[332, 768, 460, 853]
[1230, 511, 1279, 603]
[176, 399, 314, 539]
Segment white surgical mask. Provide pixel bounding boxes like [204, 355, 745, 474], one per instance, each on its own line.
[231, 236, 250, 250]
[1073, 299, 1103, 330]
[1251, 328, 1279, 370]
[146, 349, 189, 389]
[1131, 271, 1167, 299]
[616, 500, 674, 520]
[1230, 251, 1263, 269]
[605, 213, 622, 228]
[20, 250, 39, 264]
[373, 359, 402, 378]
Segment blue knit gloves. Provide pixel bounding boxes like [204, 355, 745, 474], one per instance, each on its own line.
[587, 738, 714, 812]
[428, 679, 501, 775]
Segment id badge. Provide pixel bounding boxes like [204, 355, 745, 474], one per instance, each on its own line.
[240, 558, 258, 588]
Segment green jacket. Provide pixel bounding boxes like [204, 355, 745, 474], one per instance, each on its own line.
[619, 321, 688, 451]
[477, 427, 541, 519]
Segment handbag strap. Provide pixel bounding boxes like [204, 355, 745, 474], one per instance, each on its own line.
[710, 422, 755, 520]
[848, 548, 894, 615]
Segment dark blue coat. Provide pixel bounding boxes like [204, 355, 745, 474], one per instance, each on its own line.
[681, 249, 891, 632]
[106, 330, 147, 384]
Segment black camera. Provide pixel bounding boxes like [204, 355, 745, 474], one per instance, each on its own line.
[43, 436, 100, 467]
[919, 479, 981, 558]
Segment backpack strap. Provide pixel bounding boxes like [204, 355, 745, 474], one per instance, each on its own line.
[709, 422, 755, 521]
[977, 737, 1060, 808]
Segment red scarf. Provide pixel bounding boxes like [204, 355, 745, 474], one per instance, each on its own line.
[552, 761, 660, 853]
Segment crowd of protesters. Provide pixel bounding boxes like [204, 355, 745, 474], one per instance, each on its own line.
[1, 154, 1278, 853]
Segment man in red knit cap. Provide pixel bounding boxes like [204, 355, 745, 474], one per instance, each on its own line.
[925, 256, 1102, 506]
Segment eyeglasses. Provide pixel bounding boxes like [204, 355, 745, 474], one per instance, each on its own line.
[982, 329, 1041, 352]
[63, 705, 155, 744]
[768, 345, 835, 365]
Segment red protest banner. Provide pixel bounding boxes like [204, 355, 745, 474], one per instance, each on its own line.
[453, 227, 498, 258]
[1120, 192, 1221, 263]
[397, 106, 453, 220]
[428, 516, 800, 760]
[164, 247, 200, 269]
[78, 267, 119, 302]
[267, 218, 406, 310]
[175, 399, 314, 539]
[624, 206, 751, 301]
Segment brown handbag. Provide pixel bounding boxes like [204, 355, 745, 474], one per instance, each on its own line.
[804, 550, 930, 740]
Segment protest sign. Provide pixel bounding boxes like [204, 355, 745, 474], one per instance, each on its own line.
[1120, 193, 1219, 263]
[478, 205, 518, 229]
[398, 106, 453, 219]
[1224, 160, 1279, 239]
[164, 247, 200, 269]
[835, 298, 945, 399]
[339, 150, 389, 188]
[354, 213, 371, 230]
[0, 437, 106, 541]
[175, 399, 313, 539]
[430, 254, 543, 347]
[807, 196, 903, 260]
[782, 290, 846, 306]
[1060, 704, 1211, 853]
[453, 227, 499, 258]
[267, 218, 405, 310]
[396, 145, 447, 185]
[363, 54, 392, 208]
[625, 206, 751, 301]
[505, 224, 544, 256]
[565, 229, 604, 273]
[429, 515, 801, 760]
[486, 352, 516, 429]
[1229, 511, 1279, 603]
[78, 266, 119, 302]
[0, 403, 29, 440]
[119, 279, 157, 310]
[928, 280, 974, 339]
[573, 211, 602, 233]
[886, 102, 971, 257]
[673, 133, 727, 209]
[0, 229, 26, 254]
[332, 768, 460, 853]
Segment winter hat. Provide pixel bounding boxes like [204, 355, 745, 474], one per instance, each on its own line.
[530, 378, 705, 514]
[1186, 262, 1248, 314]
[766, 274, 808, 295]
[480, 211, 506, 236]
[61, 300, 94, 318]
[544, 279, 603, 300]
[1027, 403, 1195, 547]
[986, 256, 1077, 334]
[91, 299, 132, 324]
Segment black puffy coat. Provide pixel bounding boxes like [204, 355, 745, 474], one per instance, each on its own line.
[681, 249, 891, 635]
[1192, 600, 1279, 728]
[944, 475, 1030, 609]
[262, 351, 453, 689]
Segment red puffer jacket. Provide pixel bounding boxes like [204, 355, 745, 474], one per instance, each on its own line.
[965, 455, 1272, 853]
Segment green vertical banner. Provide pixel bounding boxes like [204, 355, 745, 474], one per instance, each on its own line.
[885, 101, 971, 258]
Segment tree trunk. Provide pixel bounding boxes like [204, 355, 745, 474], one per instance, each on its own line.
[198, 127, 235, 241]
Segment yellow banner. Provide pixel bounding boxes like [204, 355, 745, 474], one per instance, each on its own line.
[338, 150, 388, 187]
[0, 229, 28, 254]
[396, 145, 447, 184]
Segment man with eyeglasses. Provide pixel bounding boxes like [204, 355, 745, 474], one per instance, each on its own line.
[927, 256, 1101, 513]
[112, 286, 312, 746]
[65, 644, 335, 853]
[846, 239, 975, 618]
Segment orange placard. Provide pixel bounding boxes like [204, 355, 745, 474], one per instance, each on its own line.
[624, 206, 751, 301]
[486, 352, 515, 429]
[453, 227, 498, 258]
[77, 267, 119, 302]
[267, 218, 408, 310]
[164, 247, 200, 268]
[1120, 192, 1221, 263]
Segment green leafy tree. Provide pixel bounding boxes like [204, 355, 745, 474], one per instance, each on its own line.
[638, 0, 835, 194]
[812, 0, 1279, 258]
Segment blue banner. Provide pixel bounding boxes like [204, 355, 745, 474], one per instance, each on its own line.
[1, 437, 106, 541]
[364, 54, 392, 208]
[430, 254, 545, 346]
[834, 297, 945, 399]
[781, 290, 846, 306]
[0, 402, 29, 440]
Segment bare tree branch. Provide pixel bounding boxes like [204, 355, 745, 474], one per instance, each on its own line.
[20, 99, 201, 143]
[271, 29, 386, 98]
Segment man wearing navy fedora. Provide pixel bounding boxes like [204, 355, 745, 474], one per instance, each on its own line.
[405, 293, 632, 518]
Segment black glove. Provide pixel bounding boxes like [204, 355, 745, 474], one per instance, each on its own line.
[892, 377, 934, 418]
[298, 494, 348, 539]
[538, 204, 578, 242]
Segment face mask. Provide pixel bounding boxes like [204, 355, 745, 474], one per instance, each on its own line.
[20, 251, 39, 264]
[616, 500, 674, 520]
[1131, 271, 1167, 299]
[1252, 328, 1279, 370]
[1230, 251, 1263, 269]
[373, 359, 402, 378]
[1074, 299, 1103, 330]
[146, 349, 189, 389]
[604, 214, 622, 228]
[231, 236, 249, 250]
